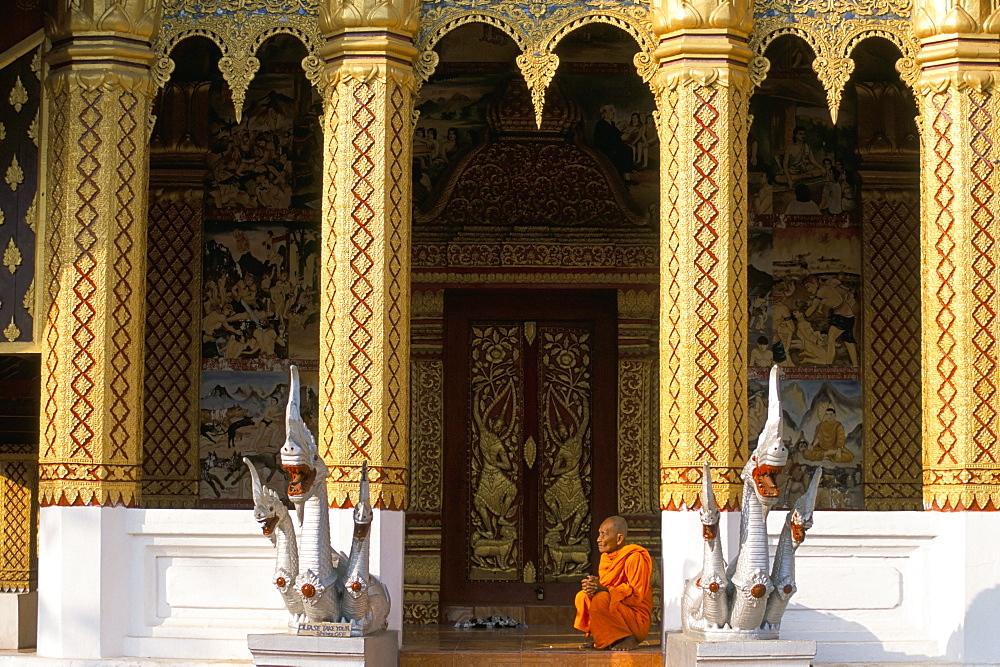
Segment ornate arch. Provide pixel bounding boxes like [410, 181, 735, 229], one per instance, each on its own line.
[416, 1, 656, 127]
[750, 15, 917, 123]
[154, 5, 324, 122]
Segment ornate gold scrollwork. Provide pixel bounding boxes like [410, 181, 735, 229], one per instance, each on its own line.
[750, 9, 920, 120]
[155, 1, 325, 121]
[516, 50, 560, 128]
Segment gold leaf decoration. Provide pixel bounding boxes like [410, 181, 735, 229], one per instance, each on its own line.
[9, 76, 27, 113]
[3, 317, 20, 343]
[0, 206, 5, 225]
[31, 48, 41, 80]
[22, 278, 34, 318]
[524, 320, 536, 345]
[3, 238, 22, 274]
[27, 113, 38, 147]
[24, 193, 36, 233]
[0, 122, 5, 141]
[523, 560, 536, 584]
[6, 155, 23, 191]
[524, 434, 536, 469]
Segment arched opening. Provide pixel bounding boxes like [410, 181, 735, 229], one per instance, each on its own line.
[144, 33, 323, 508]
[748, 34, 865, 510]
[747, 34, 920, 511]
[405, 20, 660, 624]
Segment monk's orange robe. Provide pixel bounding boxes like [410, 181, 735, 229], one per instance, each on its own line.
[573, 543, 653, 649]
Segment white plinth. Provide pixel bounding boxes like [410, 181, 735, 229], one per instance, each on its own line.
[0, 591, 36, 649]
[667, 633, 817, 666]
[247, 630, 398, 666]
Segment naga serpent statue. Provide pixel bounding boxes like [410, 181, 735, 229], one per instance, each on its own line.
[247, 365, 390, 636]
[682, 364, 822, 640]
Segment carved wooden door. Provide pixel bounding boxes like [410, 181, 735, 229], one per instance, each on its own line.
[442, 290, 617, 607]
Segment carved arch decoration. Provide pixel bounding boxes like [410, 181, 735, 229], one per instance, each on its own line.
[416, 0, 656, 128]
[153, 1, 325, 122]
[750, 0, 918, 124]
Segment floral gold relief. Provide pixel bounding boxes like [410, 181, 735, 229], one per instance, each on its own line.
[156, 1, 323, 122]
[9, 76, 28, 113]
[3, 238, 21, 274]
[5, 154, 24, 192]
[4, 318, 20, 343]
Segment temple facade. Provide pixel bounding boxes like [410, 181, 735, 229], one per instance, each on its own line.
[0, 0, 998, 663]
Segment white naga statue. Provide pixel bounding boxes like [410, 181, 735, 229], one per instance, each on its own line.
[245, 365, 390, 636]
[682, 365, 822, 640]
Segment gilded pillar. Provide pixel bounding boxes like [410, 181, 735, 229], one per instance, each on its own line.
[915, 1, 1000, 510]
[318, 0, 417, 508]
[39, 0, 160, 507]
[653, 0, 752, 509]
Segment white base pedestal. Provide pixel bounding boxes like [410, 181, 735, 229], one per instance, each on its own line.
[247, 630, 398, 666]
[667, 633, 817, 666]
[0, 592, 36, 649]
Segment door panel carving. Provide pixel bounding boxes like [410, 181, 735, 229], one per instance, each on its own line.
[443, 290, 616, 606]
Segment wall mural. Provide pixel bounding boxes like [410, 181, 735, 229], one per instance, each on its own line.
[748, 37, 862, 510]
[196, 34, 322, 505]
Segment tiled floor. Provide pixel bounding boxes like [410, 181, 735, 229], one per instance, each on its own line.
[401, 624, 662, 666]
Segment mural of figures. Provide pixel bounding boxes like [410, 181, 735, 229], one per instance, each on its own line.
[202, 220, 319, 368]
[748, 377, 863, 510]
[205, 35, 323, 211]
[748, 34, 863, 508]
[198, 370, 319, 505]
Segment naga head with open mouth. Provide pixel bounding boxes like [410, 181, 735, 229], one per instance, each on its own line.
[245, 457, 285, 538]
[790, 466, 823, 543]
[745, 365, 789, 507]
[280, 366, 327, 506]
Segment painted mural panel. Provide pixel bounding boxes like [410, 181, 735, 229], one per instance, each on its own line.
[748, 36, 862, 509]
[199, 216, 319, 505]
[196, 34, 322, 504]
[199, 369, 318, 504]
[205, 35, 323, 211]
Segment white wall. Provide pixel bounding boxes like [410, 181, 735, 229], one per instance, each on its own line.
[662, 510, 1000, 665]
[36, 506, 404, 661]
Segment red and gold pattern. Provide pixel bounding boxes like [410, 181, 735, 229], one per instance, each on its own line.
[38, 1, 157, 507]
[653, 16, 753, 510]
[917, 26, 1000, 509]
[319, 0, 418, 509]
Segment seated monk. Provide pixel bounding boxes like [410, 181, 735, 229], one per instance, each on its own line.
[574, 515, 653, 650]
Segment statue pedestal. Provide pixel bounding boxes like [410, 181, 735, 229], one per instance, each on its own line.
[247, 630, 398, 666]
[666, 633, 816, 666]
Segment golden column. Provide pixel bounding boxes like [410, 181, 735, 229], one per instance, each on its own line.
[317, 0, 417, 509]
[38, 0, 160, 507]
[652, 0, 752, 510]
[915, 0, 1000, 510]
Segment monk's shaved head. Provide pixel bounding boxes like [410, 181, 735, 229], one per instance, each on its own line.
[604, 515, 628, 539]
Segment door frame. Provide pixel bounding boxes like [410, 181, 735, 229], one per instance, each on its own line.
[440, 288, 618, 606]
